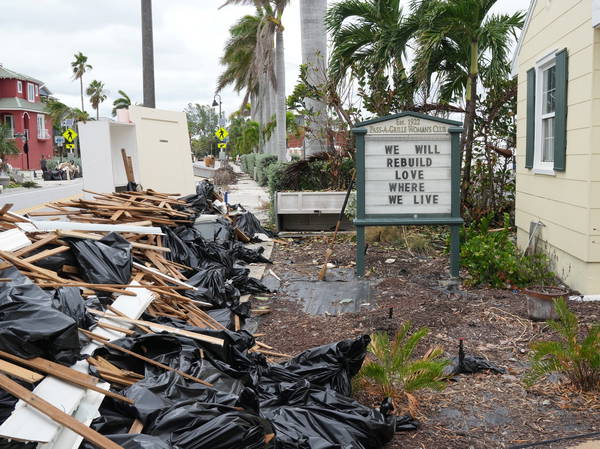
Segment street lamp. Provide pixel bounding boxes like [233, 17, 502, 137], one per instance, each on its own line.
[212, 93, 222, 122]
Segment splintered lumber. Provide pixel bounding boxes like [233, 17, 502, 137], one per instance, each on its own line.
[80, 329, 213, 387]
[0, 359, 44, 383]
[87, 310, 224, 346]
[0, 373, 125, 449]
[128, 419, 144, 434]
[56, 230, 170, 253]
[0, 351, 133, 405]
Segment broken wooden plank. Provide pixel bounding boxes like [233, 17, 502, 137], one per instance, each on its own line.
[0, 359, 44, 383]
[87, 310, 225, 346]
[0, 373, 125, 449]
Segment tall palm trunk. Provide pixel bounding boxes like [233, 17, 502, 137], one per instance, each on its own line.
[96, 107, 99, 120]
[275, 29, 286, 161]
[80, 77, 84, 111]
[300, 0, 327, 157]
[141, 0, 156, 108]
[460, 39, 479, 211]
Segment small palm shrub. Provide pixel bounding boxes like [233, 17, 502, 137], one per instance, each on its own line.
[359, 323, 449, 402]
[526, 298, 600, 391]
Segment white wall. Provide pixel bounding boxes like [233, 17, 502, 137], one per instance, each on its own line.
[129, 106, 195, 195]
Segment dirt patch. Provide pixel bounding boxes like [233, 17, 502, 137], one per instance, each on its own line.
[257, 236, 600, 448]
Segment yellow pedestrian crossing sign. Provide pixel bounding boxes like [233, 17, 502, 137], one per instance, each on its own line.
[62, 128, 78, 143]
[217, 142, 227, 149]
[215, 127, 228, 141]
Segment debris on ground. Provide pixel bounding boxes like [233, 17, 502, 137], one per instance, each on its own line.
[0, 180, 401, 449]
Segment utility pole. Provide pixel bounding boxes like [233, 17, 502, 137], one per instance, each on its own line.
[141, 0, 155, 108]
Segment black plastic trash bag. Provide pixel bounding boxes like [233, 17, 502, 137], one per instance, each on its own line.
[279, 335, 370, 396]
[260, 380, 395, 449]
[145, 401, 275, 449]
[232, 243, 272, 265]
[68, 232, 132, 285]
[234, 211, 273, 238]
[51, 286, 95, 329]
[162, 227, 199, 269]
[444, 340, 506, 375]
[0, 266, 51, 307]
[27, 246, 77, 273]
[81, 434, 173, 449]
[0, 298, 81, 365]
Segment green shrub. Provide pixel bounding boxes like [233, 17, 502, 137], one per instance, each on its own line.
[526, 298, 600, 391]
[360, 322, 448, 400]
[460, 213, 554, 287]
[266, 161, 288, 224]
[245, 153, 257, 176]
[255, 154, 278, 186]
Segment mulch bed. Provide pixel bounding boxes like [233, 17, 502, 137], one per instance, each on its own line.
[256, 236, 600, 449]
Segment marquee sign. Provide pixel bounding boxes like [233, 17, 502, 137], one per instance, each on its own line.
[353, 112, 463, 279]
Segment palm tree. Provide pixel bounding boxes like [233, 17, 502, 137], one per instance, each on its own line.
[300, 0, 327, 156]
[326, 0, 421, 116]
[43, 97, 71, 133]
[112, 90, 132, 116]
[0, 123, 20, 173]
[71, 52, 93, 112]
[220, 0, 290, 161]
[412, 0, 524, 207]
[86, 80, 108, 119]
[68, 108, 90, 124]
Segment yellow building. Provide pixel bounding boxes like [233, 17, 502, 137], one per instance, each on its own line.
[513, 0, 600, 294]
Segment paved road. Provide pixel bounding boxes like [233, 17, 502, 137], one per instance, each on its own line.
[0, 179, 83, 212]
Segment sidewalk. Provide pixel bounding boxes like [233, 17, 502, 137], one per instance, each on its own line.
[226, 163, 270, 221]
[1, 178, 83, 213]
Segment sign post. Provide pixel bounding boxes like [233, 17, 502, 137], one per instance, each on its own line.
[353, 112, 463, 280]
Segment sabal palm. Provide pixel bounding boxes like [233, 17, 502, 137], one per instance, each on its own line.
[412, 0, 524, 207]
[86, 80, 108, 120]
[71, 52, 92, 112]
[112, 90, 132, 116]
[220, 0, 289, 160]
[326, 0, 420, 116]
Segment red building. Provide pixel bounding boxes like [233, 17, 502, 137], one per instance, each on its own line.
[0, 64, 53, 170]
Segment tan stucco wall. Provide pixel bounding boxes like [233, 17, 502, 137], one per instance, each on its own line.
[515, 0, 600, 293]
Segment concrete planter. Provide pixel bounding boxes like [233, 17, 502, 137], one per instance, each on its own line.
[0, 175, 10, 187]
[522, 287, 569, 321]
[275, 191, 353, 231]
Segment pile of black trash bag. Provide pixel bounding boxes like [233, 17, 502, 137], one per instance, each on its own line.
[82, 331, 399, 449]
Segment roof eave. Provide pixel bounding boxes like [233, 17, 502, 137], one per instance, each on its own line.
[511, 0, 537, 78]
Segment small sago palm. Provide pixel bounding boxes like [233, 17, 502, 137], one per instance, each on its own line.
[526, 298, 600, 391]
[360, 322, 448, 409]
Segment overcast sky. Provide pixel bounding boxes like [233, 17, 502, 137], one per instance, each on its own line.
[0, 0, 528, 118]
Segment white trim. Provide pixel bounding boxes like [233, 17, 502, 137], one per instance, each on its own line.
[533, 168, 556, 176]
[533, 52, 557, 172]
[511, 0, 538, 77]
[26, 82, 34, 102]
[36, 113, 46, 138]
[34, 84, 38, 96]
[16, 80, 22, 93]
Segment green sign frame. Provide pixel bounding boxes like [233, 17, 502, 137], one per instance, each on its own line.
[352, 111, 464, 279]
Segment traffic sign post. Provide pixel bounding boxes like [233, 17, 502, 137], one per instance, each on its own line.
[353, 111, 463, 281]
[215, 127, 228, 141]
[62, 128, 78, 143]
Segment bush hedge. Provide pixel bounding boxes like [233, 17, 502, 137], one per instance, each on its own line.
[255, 154, 278, 186]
